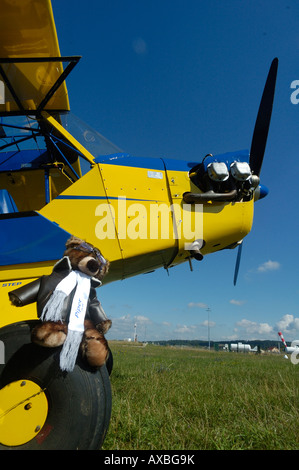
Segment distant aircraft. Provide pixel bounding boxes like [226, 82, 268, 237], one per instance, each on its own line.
[230, 342, 257, 352]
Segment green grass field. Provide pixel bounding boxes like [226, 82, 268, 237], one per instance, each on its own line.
[103, 342, 298, 450]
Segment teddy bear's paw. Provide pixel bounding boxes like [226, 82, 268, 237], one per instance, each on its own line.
[31, 321, 68, 348]
[9, 292, 23, 307]
[80, 329, 109, 367]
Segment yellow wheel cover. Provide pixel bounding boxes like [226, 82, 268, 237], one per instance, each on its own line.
[0, 380, 48, 446]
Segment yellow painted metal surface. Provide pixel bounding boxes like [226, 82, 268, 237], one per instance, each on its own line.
[0, 262, 53, 283]
[98, 161, 178, 278]
[99, 162, 176, 253]
[42, 112, 96, 166]
[0, 0, 69, 114]
[0, 169, 47, 212]
[39, 165, 120, 257]
[0, 162, 81, 212]
[0, 379, 48, 447]
[39, 157, 254, 280]
[0, 278, 38, 328]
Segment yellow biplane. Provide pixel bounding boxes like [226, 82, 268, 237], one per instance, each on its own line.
[0, 0, 278, 449]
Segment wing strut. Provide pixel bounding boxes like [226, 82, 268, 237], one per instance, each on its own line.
[0, 56, 81, 117]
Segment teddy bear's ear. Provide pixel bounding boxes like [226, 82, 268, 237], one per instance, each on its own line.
[65, 235, 83, 249]
[65, 235, 75, 248]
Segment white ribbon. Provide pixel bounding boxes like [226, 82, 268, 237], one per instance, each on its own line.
[67, 271, 91, 333]
[41, 270, 91, 372]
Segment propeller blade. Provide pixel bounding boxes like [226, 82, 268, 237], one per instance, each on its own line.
[249, 58, 278, 176]
[233, 242, 243, 286]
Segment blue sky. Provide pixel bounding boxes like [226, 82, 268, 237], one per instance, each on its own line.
[52, 0, 299, 343]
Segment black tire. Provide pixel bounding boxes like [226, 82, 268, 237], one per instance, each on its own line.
[0, 321, 112, 450]
[106, 347, 113, 375]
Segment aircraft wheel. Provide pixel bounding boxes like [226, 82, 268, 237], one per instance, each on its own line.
[0, 321, 112, 450]
[106, 347, 113, 375]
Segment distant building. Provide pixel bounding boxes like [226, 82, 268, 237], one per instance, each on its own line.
[268, 347, 280, 354]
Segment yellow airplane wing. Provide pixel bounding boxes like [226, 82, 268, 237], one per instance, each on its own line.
[0, 0, 79, 115]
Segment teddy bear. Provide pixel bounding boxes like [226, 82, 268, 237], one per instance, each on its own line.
[8, 235, 112, 372]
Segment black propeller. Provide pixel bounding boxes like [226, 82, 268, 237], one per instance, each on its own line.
[234, 58, 278, 285]
[233, 241, 243, 286]
[249, 58, 278, 176]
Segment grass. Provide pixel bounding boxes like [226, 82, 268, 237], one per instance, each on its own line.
[102, 342, 299, 450]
